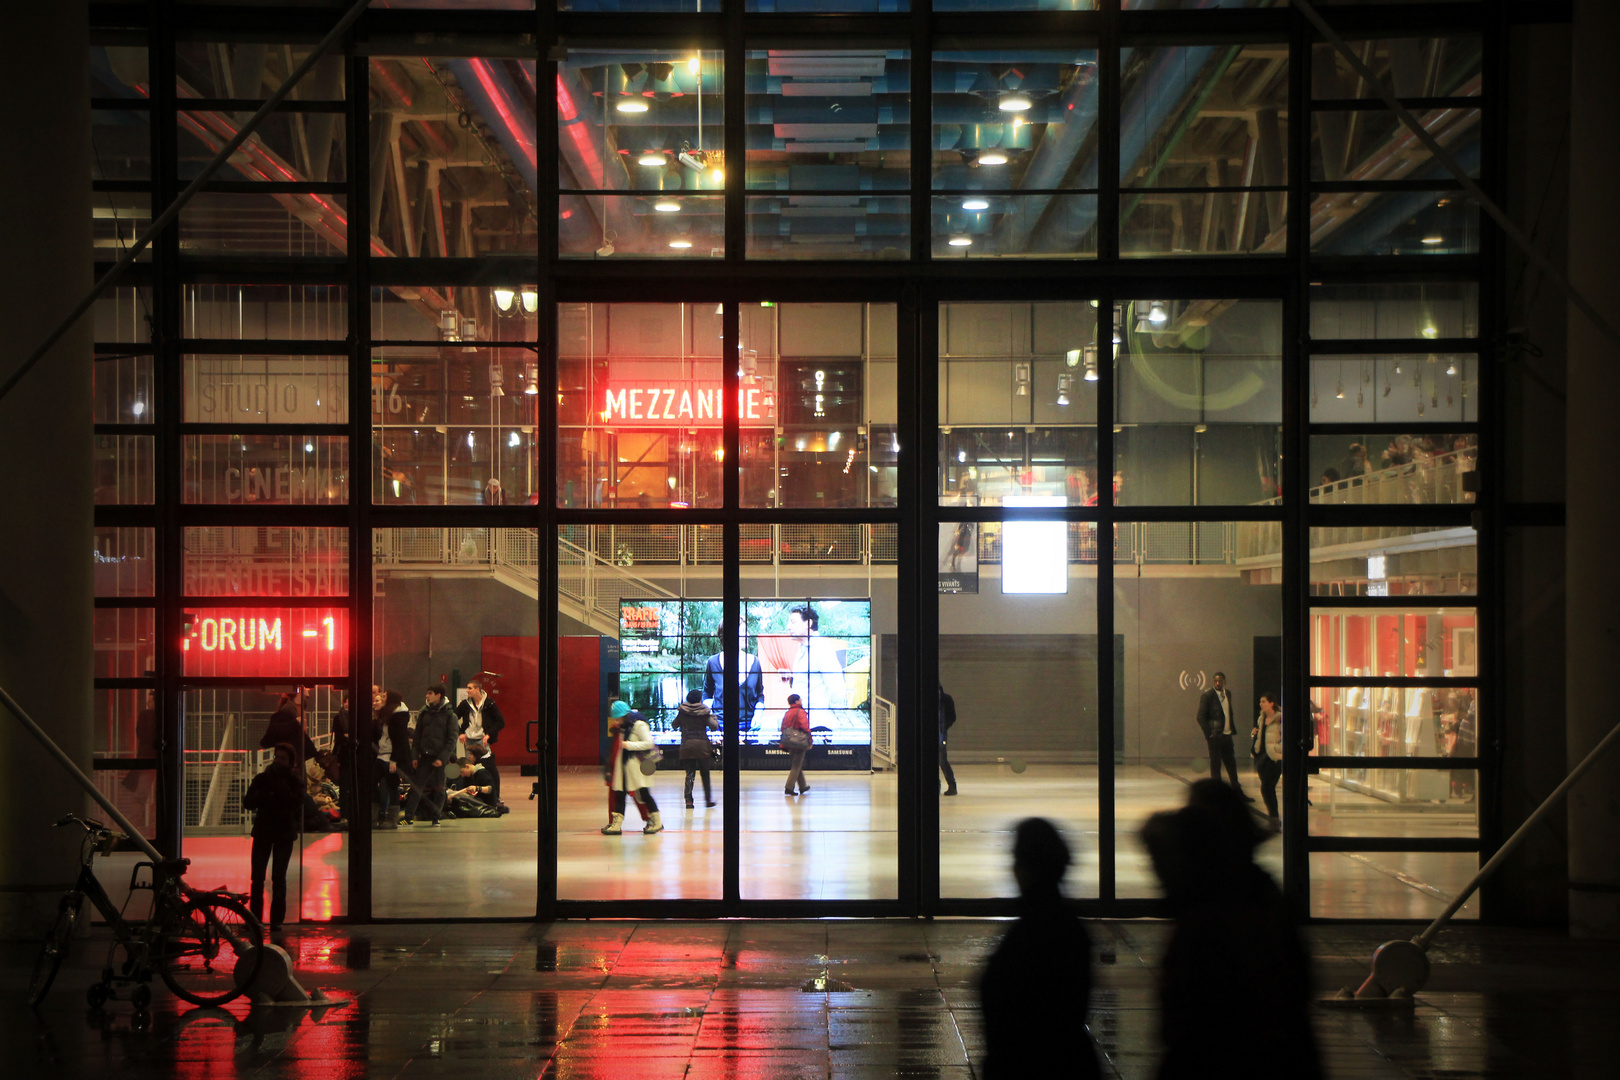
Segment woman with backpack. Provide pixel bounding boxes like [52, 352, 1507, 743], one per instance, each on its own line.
[673, 689, 719, 809]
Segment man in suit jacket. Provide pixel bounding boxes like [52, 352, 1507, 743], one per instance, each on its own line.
[704, 631, 764, 739]
[1196, 672, 1252, 800]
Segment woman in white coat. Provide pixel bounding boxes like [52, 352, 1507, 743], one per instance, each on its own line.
[602, 700, 664, 835]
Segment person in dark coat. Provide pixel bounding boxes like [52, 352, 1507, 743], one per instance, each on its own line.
[455, 678, 506, 757]
[262, 691, 318, 765]
[372, 687, 411, 828]
[978, 818, 1102, 1080]
[242, 742, 304, 931]
[672, 689, 719, 809]
[405, 686, 457, 825]
[939, 683, 959, 796]
[1194, 672, 1251, 799]
[1141, 780, 1322, 1080]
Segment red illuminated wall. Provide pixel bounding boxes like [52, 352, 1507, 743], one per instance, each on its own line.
[558, 637, 601, 766]
[481, 636, 538, 761]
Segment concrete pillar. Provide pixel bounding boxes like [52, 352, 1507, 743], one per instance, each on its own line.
[1566, 0, 1620, 938]
[0, 6, 94, 936]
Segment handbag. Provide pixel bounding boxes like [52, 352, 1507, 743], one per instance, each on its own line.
[780, 727, 812, 752]
[637, 744, 663, 773]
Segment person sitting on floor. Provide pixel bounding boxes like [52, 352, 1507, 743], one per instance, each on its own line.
[446, 758, 500, 817]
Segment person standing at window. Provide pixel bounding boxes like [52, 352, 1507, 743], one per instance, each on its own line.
[1252, 693, 1284, 824]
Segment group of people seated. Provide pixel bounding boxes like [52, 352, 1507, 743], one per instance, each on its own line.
[368, 679, 511, 828]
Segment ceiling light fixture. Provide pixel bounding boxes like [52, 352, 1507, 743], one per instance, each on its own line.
[948, 236, 972, 247]
[977, 150, 1009, 166]
[962, 197, 990, 211]
[493, 287, 516, 312]
[1446, 361, 1458, 376]
[998, 92, 1032, 112]
[654, 199, 681, 212]
[1148, 301, 1168, 325]
[669, 239, 693, 249]
[638, 152, 666, 167]
[1421, 235, 1444, 245]
[521, 289, 538, 314]
[615, 98, 649, 114]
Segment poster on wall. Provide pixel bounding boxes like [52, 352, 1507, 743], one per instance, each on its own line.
[618, 598, 873, 746]
[937, 522, 978, 594]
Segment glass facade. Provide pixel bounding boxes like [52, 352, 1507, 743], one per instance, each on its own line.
[90, 2, 1497, 922]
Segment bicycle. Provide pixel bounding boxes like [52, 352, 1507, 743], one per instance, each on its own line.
[28, 814, 264, 1011]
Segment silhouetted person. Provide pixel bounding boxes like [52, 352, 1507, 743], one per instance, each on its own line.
[939, 683, 958, 796]
[1141, 780, 1321, 1080]
[978, 818, 1102, 1080]
[242, 742, 303, 931]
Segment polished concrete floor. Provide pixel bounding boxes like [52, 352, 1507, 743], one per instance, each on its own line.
[8, 918, 1618, 1079]
[94, 763, 1480, 920]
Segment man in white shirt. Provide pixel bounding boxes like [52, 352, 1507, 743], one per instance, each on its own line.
[1195, 671, 1253, 801]
[456, 678, 506, 760]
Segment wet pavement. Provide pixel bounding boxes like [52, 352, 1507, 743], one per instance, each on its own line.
[6, 919, 1618, 1078]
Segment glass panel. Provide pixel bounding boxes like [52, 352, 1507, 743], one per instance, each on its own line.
[1310, 433, 1480, 505]
[1310, 768, 1478, 836]
[184, 354, 348, 424]
[750, 0, 907, 9]
[1121, 191, 1289, 257]
[738, 302, 898, 509]
[94, 766, 159, 847]
[556, 302, 723, 510]
[372, 529, 537, 916]
[1310, 525, 1477, 596]
[373, 285, 541, 343]
[371, 343, 542, 506]
[1116, 529, 1284, 893]
[1309, 355, 1478, 424]
[931, 49, 1098, 191]
[95, 433, 154, 504]
[177, 686, 349, 925]
[95, 608, 155, 678]
[185, 527, 350, 597]
[95, 527, 155, 597]
[371, 56, 537, 257]
[95, 353, 154, 423]
[90, 44, 150, 97]
[556, 528, 720, 901]
[183, 284, 348, 340]
[95, 688, 156, 759]
[1309, 282, 1478, 341]
[183, 435, 350, 504]
[1310, 109, 1481, 182]
[95, 287, 154, 343]
[1125, 0, 1278, 6]
[561, 195, 724, 259]
[179, 193, 347, 257]
[557, 52, 722, 193]
[93, 193, 151, 262]
[1310, 851, 1478, 919]
[938, 301, 1101, 506]
[931, 195, 1099, 257]
[182, 608, 348, 678]
[1311, 192, 1480, 256]
[743, 561, 897, 899]
[939, 527, 1100, 899]
[746, 49, 911, 260]
[561, 0, 720, 9]
[178, 112, 347, 184]
[1310, 607, 1479, 679]
[1310, 685, 1478, 761]
[175, 44, 346, 100]
[1114, 299, 1283, 506]
[936, 0, 1094, 8]
[1311, 37, 1483, 100]
[92, 111, 150, 180]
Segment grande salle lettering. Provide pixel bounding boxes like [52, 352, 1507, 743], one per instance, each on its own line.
[603, 383, 772, 426]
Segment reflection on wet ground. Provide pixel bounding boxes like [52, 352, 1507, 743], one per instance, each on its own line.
[6, 920, 1617, 1078]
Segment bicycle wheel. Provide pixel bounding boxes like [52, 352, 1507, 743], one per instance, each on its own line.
[28, 894, 80, 1008]
[157, 894, 264, 1006]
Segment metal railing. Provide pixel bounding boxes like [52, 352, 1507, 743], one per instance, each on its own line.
[871, 695, 896, 771]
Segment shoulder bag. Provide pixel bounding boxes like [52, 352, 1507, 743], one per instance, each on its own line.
[780, 727, 812, 752]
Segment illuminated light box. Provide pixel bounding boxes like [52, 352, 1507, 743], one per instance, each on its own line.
[601, 381, 775, 426]
[1001, 495, 1068, 594]
[183, 607, 348, 678]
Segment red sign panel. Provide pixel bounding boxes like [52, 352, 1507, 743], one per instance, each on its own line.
[601, 381, 774, 426]
[183, 607, 348, 678]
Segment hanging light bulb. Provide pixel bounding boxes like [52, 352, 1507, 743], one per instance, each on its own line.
[1335, 383, 1345, 399]
[1148, 301, 1168, 325]
[521, 289, 538, 314]
[508, 431, 521, 448]
[688, 56, 701, 74]
[1445, 360, 1457, 376]
[493, 288, 516, 312]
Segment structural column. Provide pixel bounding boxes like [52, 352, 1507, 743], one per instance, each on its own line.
[0, 5, 94, 936]
[1565, 0, 1620, 938]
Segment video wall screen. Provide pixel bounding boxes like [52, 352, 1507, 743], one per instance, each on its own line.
[618, 598, 873, 747]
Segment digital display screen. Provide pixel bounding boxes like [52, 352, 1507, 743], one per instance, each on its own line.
[182, 607, 348, 678]
[619, 598, 873, 746]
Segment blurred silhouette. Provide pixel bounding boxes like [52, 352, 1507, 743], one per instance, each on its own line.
[1141, 780, 1322, 1080]
[978, 818, 1102, 1079]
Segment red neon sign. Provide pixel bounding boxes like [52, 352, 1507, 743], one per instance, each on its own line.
[183, 608, 347, 678]
[601, 381, 774, 426]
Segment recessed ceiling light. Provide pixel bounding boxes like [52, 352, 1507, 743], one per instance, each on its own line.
[638, 152, 665, 167]
[616, 98, 649, 114]
[669, 239, 693, 249]
[998, 93, 1032, 112]
[962, 198, 990, 211]
[1421, 235, 1444, 245]
[978, 150, 1009, 166]
[948, 236, 972, 247]
[654, 200, 681, 212]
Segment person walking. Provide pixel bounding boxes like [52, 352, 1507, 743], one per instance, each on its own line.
[602, 700, 663, 835]
[242, 742, 303, 932]
[673, 689, 719, 809]
[1251, 692, 1284, 823]
[939, 683, 959, 796]
[978, 818, 1102, 1079]
[780, 693, 812, 796]
[404, 686, 457, 826]
[1195, 672, 1252, 801]
[372, 687, 411, 828]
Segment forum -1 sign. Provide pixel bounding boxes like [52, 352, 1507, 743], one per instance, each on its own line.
[601, 381, 775, 426]
[182, 607, 348, 678]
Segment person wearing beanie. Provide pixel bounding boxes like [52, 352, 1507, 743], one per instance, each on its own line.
[602, 699, 663, 835]
[673, 689, 720, 809]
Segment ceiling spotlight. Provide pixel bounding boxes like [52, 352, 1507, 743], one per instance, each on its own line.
[1015, 363, 1030, 396]
[493, 287, 516, 312]
[688, 56, 701, 74]
[977, 150, 1009, 166]
[1148, 301, 1168, 325]
[1393, 361, 1403, 375]
[1335, 383, 1345, 400]
[654, 199, 681, 212]
[669, 239, 693, 249]
[1083, 366, 1099, 383]
[1065, 349, 1080, 368]
[304, 442, 315, 453]
[1421, 235, 1444, 245]
[1446, 361, 1458, 376]
[616, 98, 649, 114]
[521, 289, 538, 314]
[962, 197, 990, 211]
[131, 400, 145, 416]
[638, 152, 666, 167]
[1421, 325, 1439, 339]
[948, 236, 972, 247]
[998, 93, 1032, 113]
[1057, 372, 1074, 407]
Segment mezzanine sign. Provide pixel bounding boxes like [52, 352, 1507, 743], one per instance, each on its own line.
[602, 381, 774, 426]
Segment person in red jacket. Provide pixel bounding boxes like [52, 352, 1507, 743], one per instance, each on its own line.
[780, 693, 812, 796]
